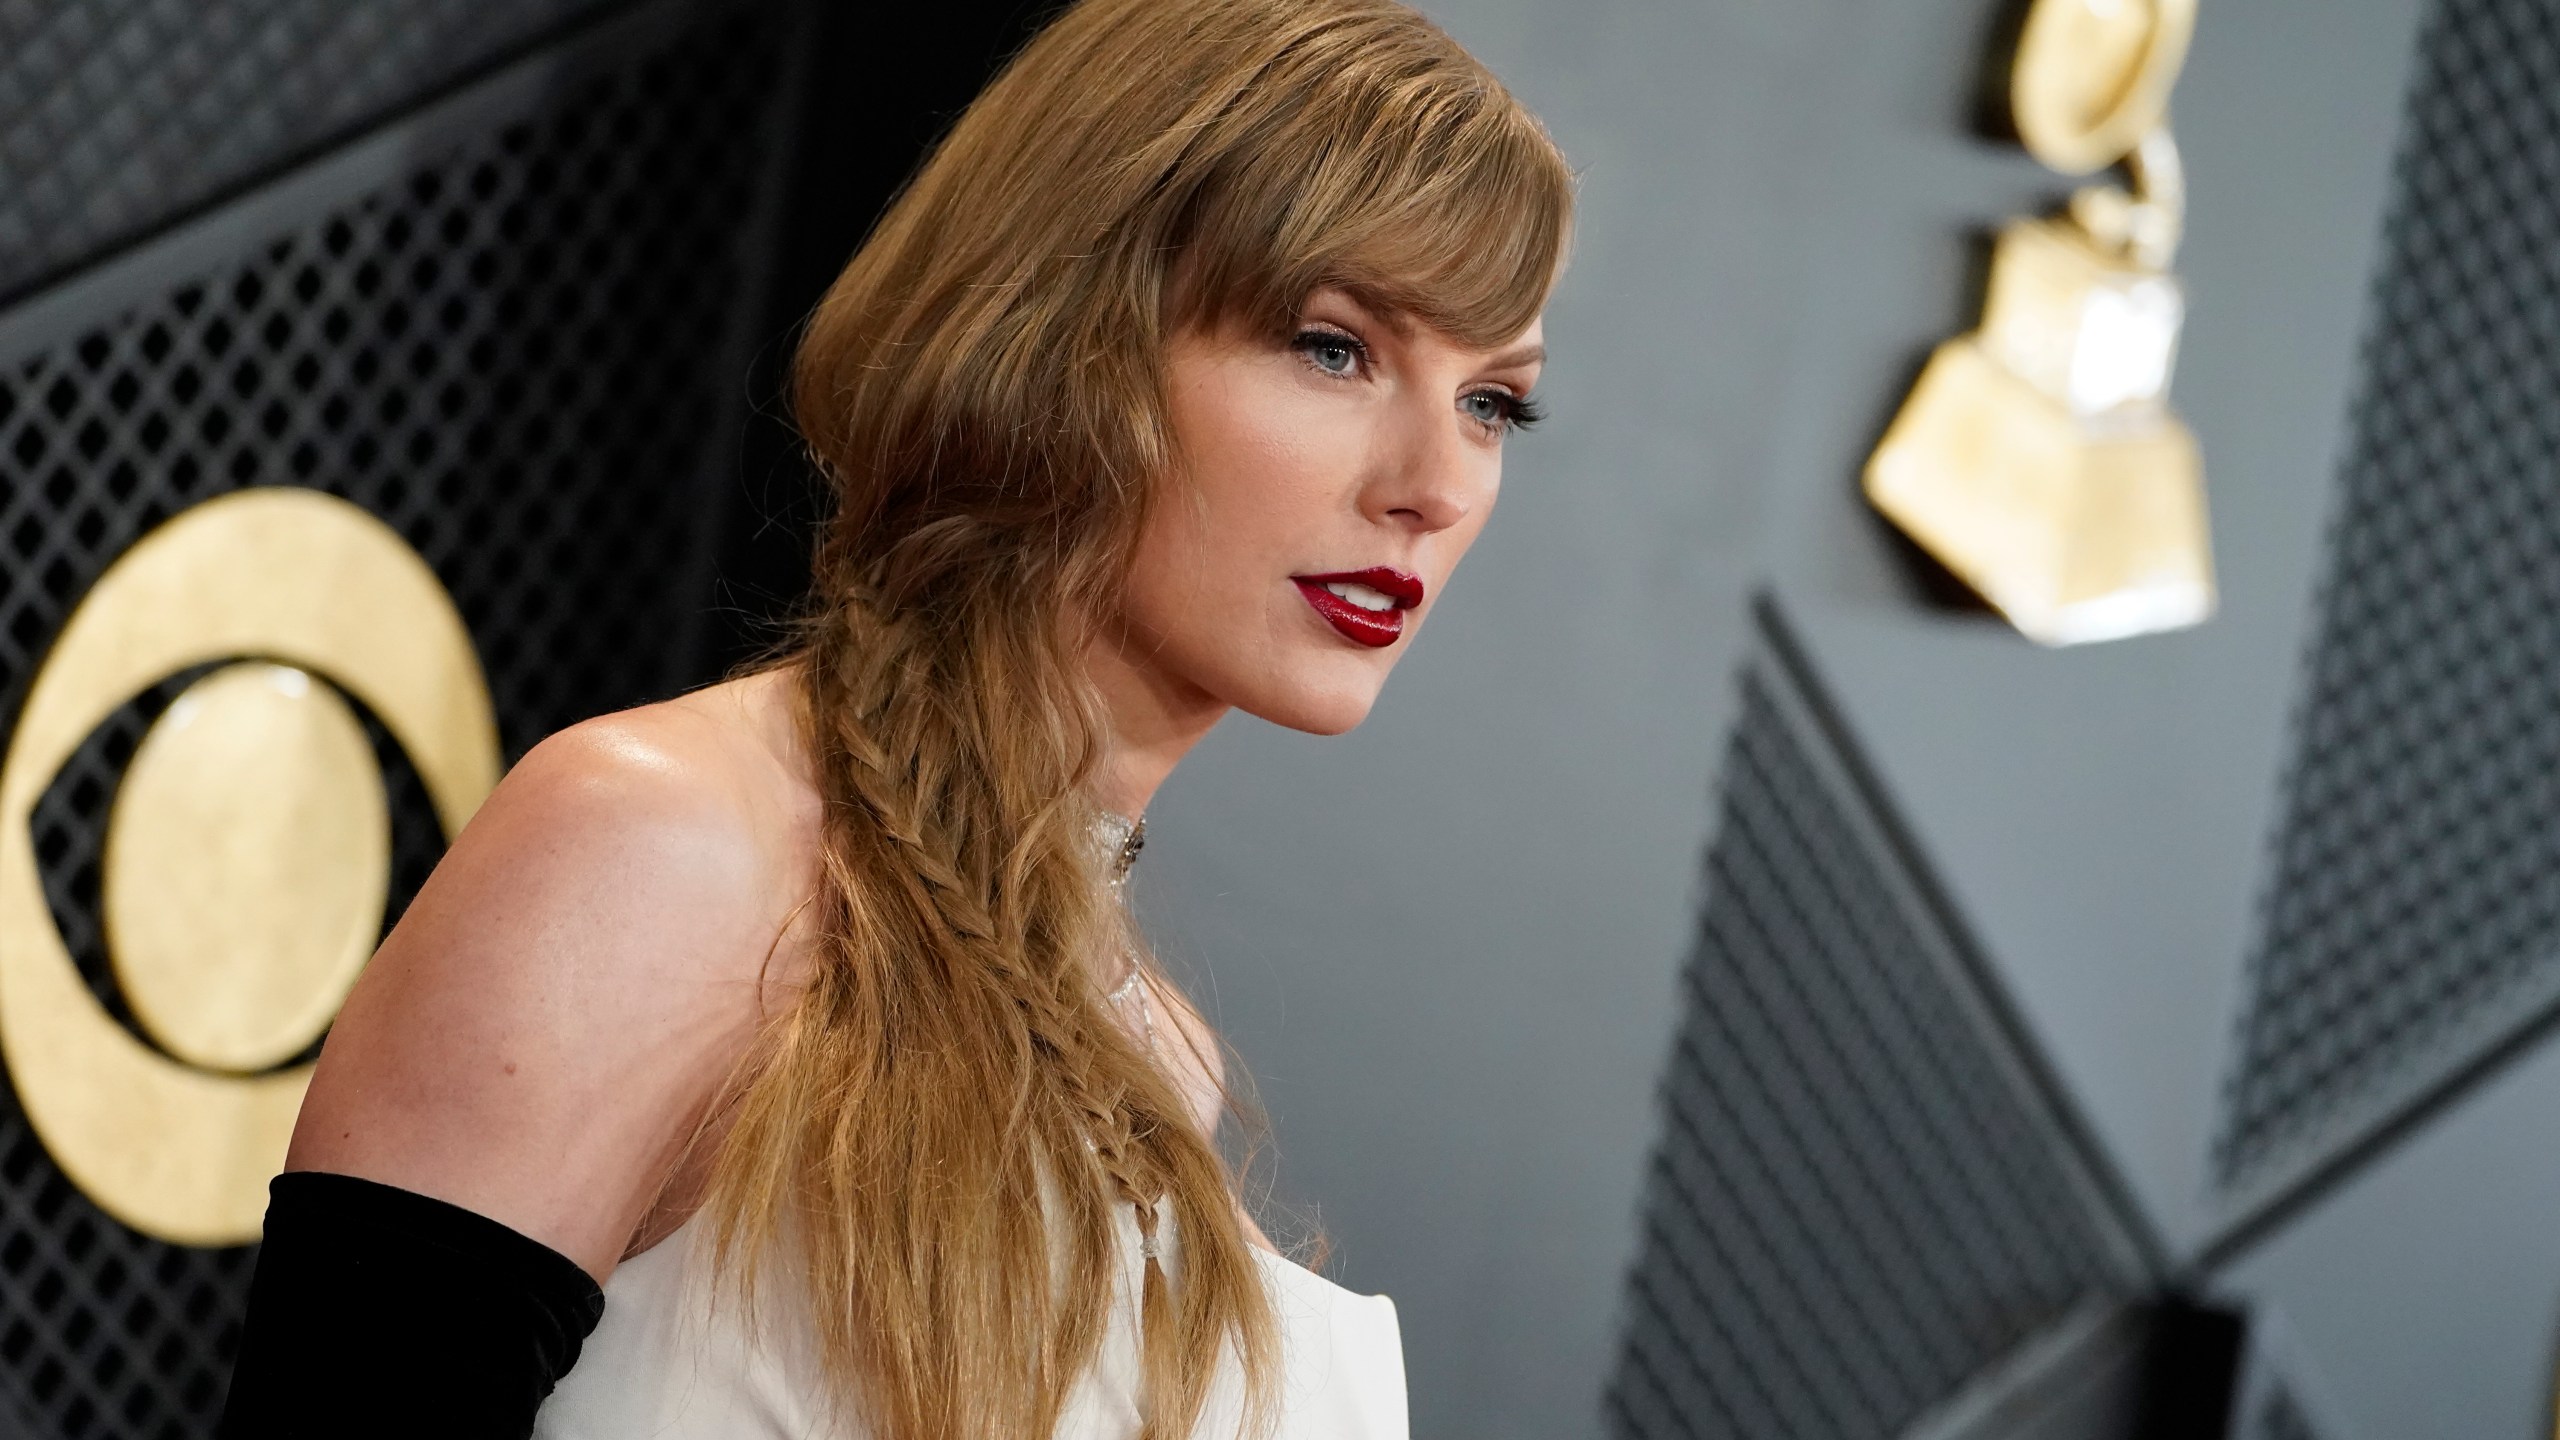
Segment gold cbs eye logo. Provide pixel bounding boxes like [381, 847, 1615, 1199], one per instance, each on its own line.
[0, 487, 498, 1246]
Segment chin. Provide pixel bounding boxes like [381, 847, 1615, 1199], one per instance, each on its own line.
[1231, 669, 1385, 736]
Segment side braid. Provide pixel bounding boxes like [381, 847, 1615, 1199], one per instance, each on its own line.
[821, 589, 1185, 1241]
[704, 579, 1267, 1439]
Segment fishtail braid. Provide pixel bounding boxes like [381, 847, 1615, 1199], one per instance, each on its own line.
[704, 576, 1260, 1439]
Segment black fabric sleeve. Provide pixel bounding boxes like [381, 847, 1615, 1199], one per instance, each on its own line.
[217, 1171, 606, 1440]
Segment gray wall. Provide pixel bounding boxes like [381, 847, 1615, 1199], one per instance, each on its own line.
[1752, 0, 2426, 1261]
[1137, 0, 2532, 1437]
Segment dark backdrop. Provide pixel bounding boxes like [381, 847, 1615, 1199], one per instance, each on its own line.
[0, 2, 1036, 1432]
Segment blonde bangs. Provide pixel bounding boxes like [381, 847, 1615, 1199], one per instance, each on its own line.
[1164, 11, 1573, 348]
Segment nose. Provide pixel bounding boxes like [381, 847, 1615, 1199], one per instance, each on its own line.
[1362, 397, 1489, 535]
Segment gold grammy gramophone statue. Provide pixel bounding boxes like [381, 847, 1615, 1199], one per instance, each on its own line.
[1867, 0, 2211, 646]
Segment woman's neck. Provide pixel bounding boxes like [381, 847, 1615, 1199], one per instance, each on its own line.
[1082, 622, 1229, 819]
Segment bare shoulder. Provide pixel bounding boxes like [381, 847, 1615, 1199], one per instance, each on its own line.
[1150, 978, 1230, 1137]
[503, 668, 819, 879]
[287, 669, 821, 1279]
[1144, 979, 1283, 1251]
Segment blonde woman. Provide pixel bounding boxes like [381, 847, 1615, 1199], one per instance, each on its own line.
[219, 0, 1567, 1435]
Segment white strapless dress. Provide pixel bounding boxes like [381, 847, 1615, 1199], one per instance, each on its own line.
[533, 1205, 1409, 1439]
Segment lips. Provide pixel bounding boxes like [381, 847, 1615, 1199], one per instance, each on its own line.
[1292, 568, 1425, 649]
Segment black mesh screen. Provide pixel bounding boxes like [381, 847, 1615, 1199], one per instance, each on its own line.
[0, 0, 804, 1431]
[2216, 0, 2560, 1208]
[0, 0, 620, 304]
[1605, 606, 2150, 1440]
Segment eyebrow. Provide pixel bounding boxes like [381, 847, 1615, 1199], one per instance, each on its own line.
[1486, 342, 1546, 370]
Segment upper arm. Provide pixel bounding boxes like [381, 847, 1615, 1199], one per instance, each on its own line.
[287, 711, 806, 1281]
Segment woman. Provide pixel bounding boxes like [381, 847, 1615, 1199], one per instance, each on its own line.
[219, 0, 1567, 1435]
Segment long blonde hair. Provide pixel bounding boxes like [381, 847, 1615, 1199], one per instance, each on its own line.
[703, 2, 1571, 1435]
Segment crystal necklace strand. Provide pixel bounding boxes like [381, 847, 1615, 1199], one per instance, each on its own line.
[1093, 809, 1163, 1264]
[1095, 811, 1154, 1055]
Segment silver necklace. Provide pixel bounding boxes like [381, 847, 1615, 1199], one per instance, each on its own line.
[1093, 812, 1169, 1262]
[1095, 812, 1154, 1053]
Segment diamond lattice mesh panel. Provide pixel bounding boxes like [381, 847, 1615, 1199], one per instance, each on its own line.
[2216, 0, 2560, 1202]
[0, 1, 799, 1431]
[0, 0, 620, 303]
[1605, 649, 2139, 1440]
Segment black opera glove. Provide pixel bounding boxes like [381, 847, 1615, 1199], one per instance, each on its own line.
[218, 1171, 604, 1439]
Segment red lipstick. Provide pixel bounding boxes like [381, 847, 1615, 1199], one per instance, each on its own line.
[1292, 568, 1425, 649]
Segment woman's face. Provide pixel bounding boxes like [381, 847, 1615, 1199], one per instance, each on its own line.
[1114, 287, 1546, 736]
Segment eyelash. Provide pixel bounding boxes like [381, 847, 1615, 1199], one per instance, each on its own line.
[1476, 389, 1544, 433]
[1289, 325, 1543, 435]
[1291, 325, 1370, 379]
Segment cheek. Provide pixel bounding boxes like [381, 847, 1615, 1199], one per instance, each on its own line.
[1144, 366, 1352, 611]
[1176, 374, 1341, 548]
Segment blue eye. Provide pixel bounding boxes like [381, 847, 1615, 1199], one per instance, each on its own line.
[1293, 328, 1364, 377]
[1462, 388, 1543, 433]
